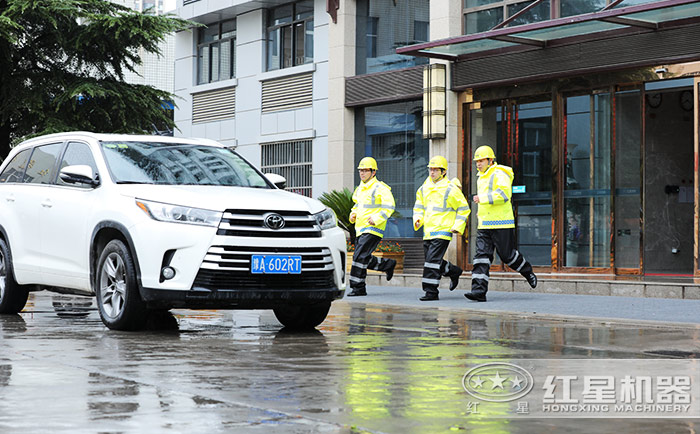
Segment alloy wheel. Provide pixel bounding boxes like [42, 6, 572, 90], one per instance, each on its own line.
[99, 252, 126, 319]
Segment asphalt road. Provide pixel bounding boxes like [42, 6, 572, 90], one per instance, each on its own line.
[0, 289, 699, 433]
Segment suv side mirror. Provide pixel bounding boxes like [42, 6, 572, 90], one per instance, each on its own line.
[264, 173, 287, 189]
[60, 165, 99, 187]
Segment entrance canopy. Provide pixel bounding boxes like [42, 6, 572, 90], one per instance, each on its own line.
[396, 0, 700, 61]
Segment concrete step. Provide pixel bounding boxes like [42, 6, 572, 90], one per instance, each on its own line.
[363, 272, 700, 299]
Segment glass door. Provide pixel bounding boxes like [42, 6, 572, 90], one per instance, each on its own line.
[563, 93, 612, 269]
[468, 98, 553, 267]
[614, 89, 642, 272]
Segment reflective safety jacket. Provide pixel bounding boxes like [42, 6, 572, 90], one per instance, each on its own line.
[413, 176, 470, 240]
[351, 177, 395, 238]
[476, 163, 515, 229]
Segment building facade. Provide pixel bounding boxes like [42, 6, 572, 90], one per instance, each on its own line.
[173, 0, 329, 198]
[112, 0, 176, 93]
[175, 0, 700, 278]
[392, 0, 700, 277]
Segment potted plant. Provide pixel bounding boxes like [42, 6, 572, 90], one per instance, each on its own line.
[346, 239, 404, 274]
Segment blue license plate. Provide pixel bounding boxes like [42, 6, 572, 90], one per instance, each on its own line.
[251, 255, 302, 274]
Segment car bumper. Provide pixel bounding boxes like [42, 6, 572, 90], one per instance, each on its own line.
[139, 286, 344, 309]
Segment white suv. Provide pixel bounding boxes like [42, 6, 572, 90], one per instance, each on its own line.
[0, 132, 346, 330]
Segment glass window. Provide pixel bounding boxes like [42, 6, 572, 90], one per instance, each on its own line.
[58, 142, 98, 188]
[24, 143, 63, 184]
[465, 7, 503, 34]
[197, 19, 236, 84]
[357, 101, 429, 237]
[507, 0, 551, 26]
[356, 0, 429, 75]
[267, 1, 314, 71]
[101, 141, 269, 188]
[0, 149, 31, 183]
[261, 140, 313, 197]
[561, 0, 606, 17]
[466, 0, 501, 7]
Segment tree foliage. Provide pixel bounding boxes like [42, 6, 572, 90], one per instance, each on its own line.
[0, 0, 194, 158]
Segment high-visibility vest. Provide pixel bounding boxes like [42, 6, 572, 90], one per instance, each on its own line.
[351, 177, 395, 238]
[413, 176, 470, 240]
[476, 163, 515, 229]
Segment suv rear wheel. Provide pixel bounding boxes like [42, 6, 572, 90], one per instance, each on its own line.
[273, 302, 331, 330]
[0, 238, 29, 314]
[96, 240, 148, 330]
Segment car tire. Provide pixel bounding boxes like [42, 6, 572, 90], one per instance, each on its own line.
[0, 238, 29, 314]
[273, 302, 331, 330]
[95, 240, 148, 331]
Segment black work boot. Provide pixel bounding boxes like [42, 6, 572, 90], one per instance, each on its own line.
[347, 289, 367, 297]
[449, 267, 463, 291]
[419, 292, 439, 301]
[465, 292, 487, 302]
[525, 272, 537, 289]
[385, 259, 397, 282]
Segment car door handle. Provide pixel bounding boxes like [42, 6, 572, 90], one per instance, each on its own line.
[6, 194, 15, 203]
[41, 199, 52, 208]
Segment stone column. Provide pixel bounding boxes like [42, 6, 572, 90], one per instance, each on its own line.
[327, 0, 357, 192]
[430, 0, 464, 263]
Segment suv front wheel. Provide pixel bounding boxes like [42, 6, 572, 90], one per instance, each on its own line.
[96, 240, 148, 331]
[273, 302, 331, 330]
[0, 238, 29, 314]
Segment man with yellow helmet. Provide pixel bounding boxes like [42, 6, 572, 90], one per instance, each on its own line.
[413, 155, 470, 301]
[465, 145, 537, 302]
[347, 157, 397, 296]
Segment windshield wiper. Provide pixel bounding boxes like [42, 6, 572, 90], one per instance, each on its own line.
[115, 181, 156, 185]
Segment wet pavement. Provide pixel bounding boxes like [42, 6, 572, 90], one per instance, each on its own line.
[1, 289, 700, 433]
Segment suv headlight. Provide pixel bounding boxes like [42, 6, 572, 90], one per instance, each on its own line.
[136, 199, 222, 227]
[314, 208, 337, 230]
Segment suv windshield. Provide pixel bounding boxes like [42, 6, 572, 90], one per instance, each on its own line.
[101, 141, 270, 187]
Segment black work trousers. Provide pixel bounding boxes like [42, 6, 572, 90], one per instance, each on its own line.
[349, 233, 394, 291]
[471, 228, 533, 295]
[422, 238, 462, 296]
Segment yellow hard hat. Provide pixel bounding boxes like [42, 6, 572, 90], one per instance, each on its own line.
[474, 145, 496, 161]
[357, 157, 378, 170]
[427, 155, 448, 170]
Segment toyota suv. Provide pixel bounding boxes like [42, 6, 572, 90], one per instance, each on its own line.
[0, 132, 346, 330]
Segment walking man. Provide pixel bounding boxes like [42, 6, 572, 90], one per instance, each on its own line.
[465, 145, 537, 302]
[347, 157, 397, 296]
[413, 156, 470, 301]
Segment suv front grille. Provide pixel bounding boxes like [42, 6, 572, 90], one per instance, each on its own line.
[217, 209, 321, 238]
[193, 269, 335, 290]
[194, 246, 335, 290]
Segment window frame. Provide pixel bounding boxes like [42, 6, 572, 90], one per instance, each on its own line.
[266, 1, 314, 71]
[197, 19, 236, 85]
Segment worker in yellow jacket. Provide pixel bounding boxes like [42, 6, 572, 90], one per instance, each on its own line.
[413, 156, 470, 301]
[465, 145, 537, 302]
[347, 157, 397, 296]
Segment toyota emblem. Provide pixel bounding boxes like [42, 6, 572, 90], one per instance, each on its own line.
[264, 213, 285, 230]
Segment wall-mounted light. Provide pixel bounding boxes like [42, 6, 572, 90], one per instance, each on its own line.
[423, 63, 446, 139]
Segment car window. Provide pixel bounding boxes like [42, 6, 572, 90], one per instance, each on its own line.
[23, 143, 63, 184]
[100, 141, 270, 188]
[57, 142, 98, 188]
[0, 149, 31, 183]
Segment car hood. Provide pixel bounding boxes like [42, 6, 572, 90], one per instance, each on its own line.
[117, 184, 326, 213]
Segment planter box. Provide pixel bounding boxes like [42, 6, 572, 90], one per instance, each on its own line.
[346, 251, 404, 274]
